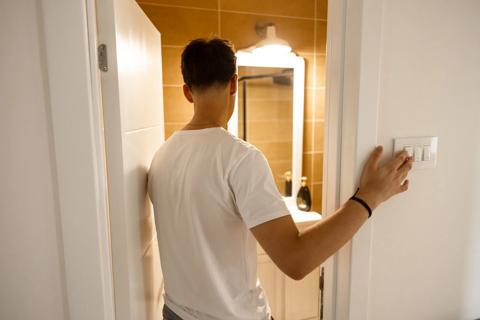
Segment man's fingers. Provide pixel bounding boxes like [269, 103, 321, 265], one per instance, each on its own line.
[398, 157, 413, 174]
[387, 150, 409, 171]
[399, 179, 409, 192]
[366, 145, 383, 170]
[397, 169, 410, 183]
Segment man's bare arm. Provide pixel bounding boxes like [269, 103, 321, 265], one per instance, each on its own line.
[251, 146, 413, 280]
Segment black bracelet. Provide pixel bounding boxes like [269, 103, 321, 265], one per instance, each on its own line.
[349, 187, 372, 218]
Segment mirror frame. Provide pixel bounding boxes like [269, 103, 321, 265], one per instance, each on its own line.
[228, 50, 305, 200]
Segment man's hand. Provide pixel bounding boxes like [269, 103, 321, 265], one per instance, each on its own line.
[356, 146, 413, 210]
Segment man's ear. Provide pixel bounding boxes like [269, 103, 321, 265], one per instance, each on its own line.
[182, 84, 194, 103]
[229, 74, 238, 96]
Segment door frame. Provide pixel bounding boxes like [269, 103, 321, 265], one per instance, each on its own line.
[323, 0, 385, 319]
[321, 0, 348, 318]
[43, 0, 382, 319]
[39, 0, 115, 319]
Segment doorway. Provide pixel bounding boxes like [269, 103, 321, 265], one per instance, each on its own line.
[84, 0, 349, 319]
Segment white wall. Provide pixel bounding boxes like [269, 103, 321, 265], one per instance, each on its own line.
[0, 1, 67, 319]
[365, 1, 480, 319]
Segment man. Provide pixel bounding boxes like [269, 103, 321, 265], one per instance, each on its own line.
[148, 38, 413, 320]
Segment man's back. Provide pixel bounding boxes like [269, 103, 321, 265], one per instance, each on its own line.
[148, 127, 289, 320]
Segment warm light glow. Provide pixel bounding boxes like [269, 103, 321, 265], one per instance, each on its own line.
[235, 50, 296, 68]
[250, 25, 293, 56]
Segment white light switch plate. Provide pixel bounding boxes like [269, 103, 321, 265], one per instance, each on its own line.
[393, 136, 438, 169]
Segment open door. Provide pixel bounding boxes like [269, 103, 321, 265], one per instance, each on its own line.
[93, 0, 165, 319]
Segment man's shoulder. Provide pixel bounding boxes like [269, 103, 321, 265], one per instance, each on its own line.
[213, 130, 266, 175]
[220, 129, 259, 154]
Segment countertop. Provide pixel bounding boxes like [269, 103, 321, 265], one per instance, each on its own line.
[283, 197, 322, 224]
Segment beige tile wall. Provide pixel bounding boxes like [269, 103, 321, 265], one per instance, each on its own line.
[138, 0, 327, 212]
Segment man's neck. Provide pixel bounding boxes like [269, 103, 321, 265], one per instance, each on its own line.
[182, 86, 232, 130]
[182, 110, 228, 130]
[182, 122, 226, 130]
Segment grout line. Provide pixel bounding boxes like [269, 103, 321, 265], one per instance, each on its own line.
[137, 2, 217, 12]
[217, 0, 221, 36]
[137, 1, 328, 22]
[163, 44, 184, 48]
[219, 8, 316, 21]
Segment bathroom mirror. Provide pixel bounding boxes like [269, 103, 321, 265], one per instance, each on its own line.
[228, 50, 305, 198]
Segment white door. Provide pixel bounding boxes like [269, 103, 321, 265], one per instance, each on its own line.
[94, 0, 165, 319]
[335, 1, 480, 319]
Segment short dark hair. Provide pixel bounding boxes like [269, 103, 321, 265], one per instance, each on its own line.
[181, 38, 236, 91]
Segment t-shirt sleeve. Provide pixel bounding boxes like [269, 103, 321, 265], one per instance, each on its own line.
[228, 149, 290, 228]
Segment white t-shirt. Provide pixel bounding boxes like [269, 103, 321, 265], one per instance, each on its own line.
[147, 127, 289, 320]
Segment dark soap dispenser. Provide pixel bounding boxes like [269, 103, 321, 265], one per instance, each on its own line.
[284, 171, 292, 197]
[296, 176, 312, 211]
